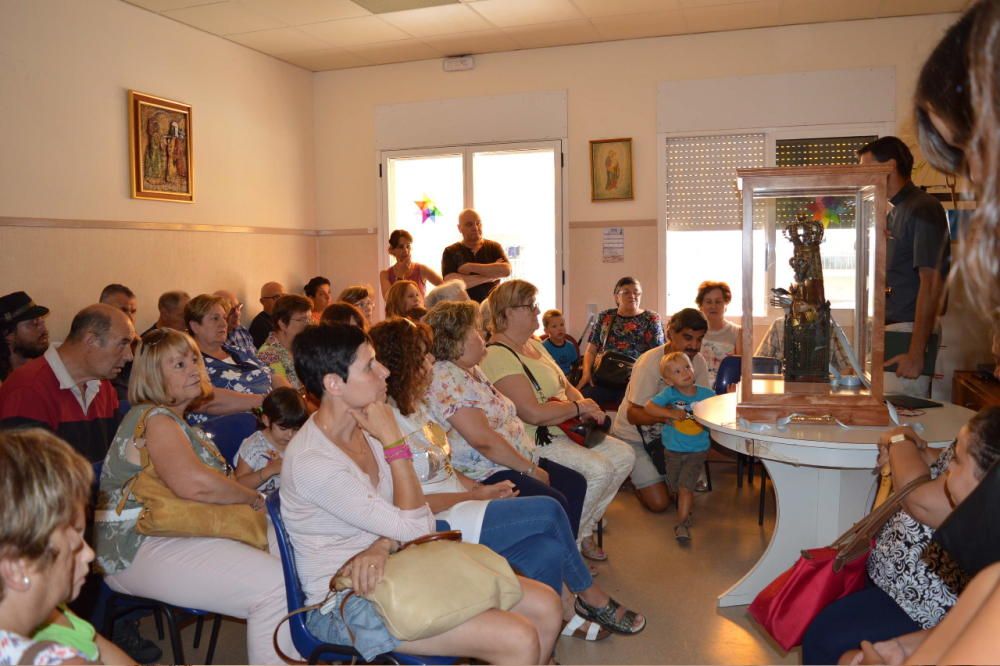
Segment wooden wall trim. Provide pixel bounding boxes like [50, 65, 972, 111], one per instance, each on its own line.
[0, 216, 377, 237]
[568, 219, 656, 229]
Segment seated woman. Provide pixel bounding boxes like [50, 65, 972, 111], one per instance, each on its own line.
[0, 429, 129, 665]
[378, 229, 443, 298]
[483, 280, 637, 562]
[257, 294, 312, 391]
[93, 328, 295, 664]
[802, 408, 1000, 664]
[185, 293, 284, 424]
[338, 285, 376, 326]
[234, 387, 308, 495]
[283, 323, 562, 663]
[424, 301, 588, 540]
[369, 318, 645, 639]
[321, 301, 367, 330]
[577, 277, 664, 405]
[304, 276, 332, 324]
[695, 281, 742, 386]
[424, 279, 470, 310]
[384, 280, 423, 320]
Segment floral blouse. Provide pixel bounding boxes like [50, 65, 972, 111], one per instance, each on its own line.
[189, 344, 272, 425]
[425, 360, 536, 481]
[0, 632, 83, 666]
[588, 309, 664, 360]
[257, 332, 301, 390]
[867, 445, 967, 628]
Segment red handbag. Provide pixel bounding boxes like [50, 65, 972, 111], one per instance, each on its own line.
[748, 472, 931, 651]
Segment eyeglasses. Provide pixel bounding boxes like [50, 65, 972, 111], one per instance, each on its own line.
[290, 316, 311, 325]
[511, 302, 540, 312]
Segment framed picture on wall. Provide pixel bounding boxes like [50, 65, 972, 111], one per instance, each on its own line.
[128, 90, 193, 202]
[590, 138, 633, 201]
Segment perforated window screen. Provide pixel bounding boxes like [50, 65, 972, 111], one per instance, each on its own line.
[664, 133, 765, 230]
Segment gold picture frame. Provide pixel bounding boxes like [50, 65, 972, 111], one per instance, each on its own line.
[590, 138, 633, 201]
[128, 90, 193, 202]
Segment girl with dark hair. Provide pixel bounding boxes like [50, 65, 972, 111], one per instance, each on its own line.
[234, 387, 309, 495]
[378, 229, 443, 299]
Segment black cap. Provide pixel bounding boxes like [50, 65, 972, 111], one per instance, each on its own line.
[0, 292, 49, 326]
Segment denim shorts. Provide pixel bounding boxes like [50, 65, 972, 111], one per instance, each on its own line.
[305, 590, 399, 662]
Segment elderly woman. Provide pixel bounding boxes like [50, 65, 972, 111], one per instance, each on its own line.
[304, 276, 332, 324]
[483, 281, 636, 562]
[94, 328, 295, 664]
[424, 301, 588, 538]
[695, 280, 742, 386]
[321, 302, 367, 330]
[0, 429, 130, 665]
[339, 285, 376, 325]
[370, 318, 645, 638]
[578, 277, 664, 404]
[282, 324, 562, 663]
[379, 229, 443, 298]
[384, 280, 423, 320]
[185, 293, 285, 424]
[802, 408, 1000, 664]
[424, 279, 470, 310]
[257, 294, 312, 391]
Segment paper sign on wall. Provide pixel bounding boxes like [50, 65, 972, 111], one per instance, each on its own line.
[602, 227, 624, 263]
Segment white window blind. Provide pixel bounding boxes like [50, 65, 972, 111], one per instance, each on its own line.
[664, 133, 765, 231]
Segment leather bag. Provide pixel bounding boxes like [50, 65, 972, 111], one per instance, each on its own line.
[118, 407, 269, 550]
[748, 472, 931, 651]
[591, 314, 634, 389]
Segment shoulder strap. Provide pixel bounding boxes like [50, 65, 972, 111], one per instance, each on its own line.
[486, 341, 544, 399]
[599, 312, 617, 351]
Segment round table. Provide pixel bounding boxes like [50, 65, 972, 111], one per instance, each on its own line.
[692, 392, 973, 607]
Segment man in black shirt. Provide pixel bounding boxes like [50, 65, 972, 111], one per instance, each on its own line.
[858, 137, 949, 397]
[440, 208, 511, 302]
[250, 281, 284, 348]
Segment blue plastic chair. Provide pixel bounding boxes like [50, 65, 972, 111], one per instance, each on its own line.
[266, 492, 455, 665]
[200, 412, 259, 466]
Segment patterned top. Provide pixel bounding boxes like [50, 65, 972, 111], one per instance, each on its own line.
[256, 332, 301, 390]
[0, 632, 84, 666]
[425, 360, 536, 481]
[94, 405, 229, 574]
[588, 309, 664, 360]
[188, 345, 272, 425]
[867, 445, 967, 629]
[234, 430, 283, 494]
[700, 321, 741, 386]
[227, 325, 258, 358]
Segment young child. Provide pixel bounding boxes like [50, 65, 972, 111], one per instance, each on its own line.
[234, 387, 308, 494]
[541, 309, 580, 376]
[644, 351, 716, 543]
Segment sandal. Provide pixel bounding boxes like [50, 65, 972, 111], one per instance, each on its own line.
[561, 613, 611, 641]
[574, 596, 646, 635]
[580, 537, 608, 562]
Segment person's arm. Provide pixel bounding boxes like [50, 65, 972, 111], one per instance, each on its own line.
[233, 455, 281, 491]
[443, 273, 494, 288]
[379, 270, 392, 299]
[419, 264, 443, 287]
[491, 373, 582, 426]
[198, 388, 264, 416]
[350, 401, 427, 511]
[627, 401, 671, 426]
[144, 413, 260, 507]
[885, 267, 943, 379]
[577, 343, 598, 388]
[446, 407, 547, 483]
[644, 399, 686, 421]
[270, 372, 291, 390]
[458, 261, 511, 278]
[95, 631, 133, 665]
[424, 478, 518, 513]
[878, 427, 950, 527]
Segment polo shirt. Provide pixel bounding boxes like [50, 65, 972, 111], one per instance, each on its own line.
[440, 239, 508, 303]
[0, 346, 118, 462]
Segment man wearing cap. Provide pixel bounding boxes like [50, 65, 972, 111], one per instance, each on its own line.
[0, 291, 50, 383]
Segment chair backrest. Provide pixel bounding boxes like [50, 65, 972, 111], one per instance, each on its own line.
[200, 413, 258, 466]
[713, 356, 783, 395]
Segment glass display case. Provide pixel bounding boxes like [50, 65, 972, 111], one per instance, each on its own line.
[736, 165, 893, 425]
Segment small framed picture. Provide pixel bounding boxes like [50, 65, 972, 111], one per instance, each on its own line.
[590, 138, 633, 201]
[128, 90, 193, 202]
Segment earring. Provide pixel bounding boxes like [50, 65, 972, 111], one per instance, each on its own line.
[22, 575, 30, 587]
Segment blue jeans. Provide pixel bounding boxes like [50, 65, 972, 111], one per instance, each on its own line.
[483, 459, 587, 538]
[802, 580, 921, 665]
[478, 496, 593, 595]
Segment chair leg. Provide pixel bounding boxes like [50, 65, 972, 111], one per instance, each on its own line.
[736, 453, 745, 489]
[161, 607, 186, 666]
[204, 614, 222, 664]
[193, 615, 204, 649]
[747, 456, 756, 485]
[703, 460, 713, 492]
[758, 467, 768, 526]
[153, 607, 165, 640]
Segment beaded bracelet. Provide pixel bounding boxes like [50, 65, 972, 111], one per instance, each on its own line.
[383, 430, 420, 451]
[384, 442, 414, 464]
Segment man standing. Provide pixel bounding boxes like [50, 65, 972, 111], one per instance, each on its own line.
[858, 137, 949, 398]
[0, 291, 50, 382]
[250, 281, 284, 349]
[612, 308, 709, 513]
[0, 304, 134, 463]
[441, 208, 511, 303]
[141, 290, 190, 336]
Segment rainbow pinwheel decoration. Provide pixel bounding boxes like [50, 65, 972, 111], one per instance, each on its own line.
[805, 196, 848, 228]
[415, 196, 442, 223]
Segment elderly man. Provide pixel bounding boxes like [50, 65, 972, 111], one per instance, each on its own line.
[99, 283, 138, 322]
[213, 289, 257, 357]
[250, 281, 284, 349]
[0, 291, 50, 382]
[141, 290, 190, 336]
[441, 208, 511, 303]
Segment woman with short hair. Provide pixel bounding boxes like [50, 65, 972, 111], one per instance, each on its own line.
[257, 294, 312, 390]
[320, 302, 367, 330]
[338, 285, 375, 325]
[695, 280, 743, 386]
[304, 276, 332, 324]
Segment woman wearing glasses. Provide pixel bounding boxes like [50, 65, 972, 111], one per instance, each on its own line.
[257, 295, 313, 391]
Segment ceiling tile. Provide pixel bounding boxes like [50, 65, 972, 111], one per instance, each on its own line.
[468, 0, 584, 28]
[777, 0, 879, 24]
[502, 18, 602, 49]
[346, 39, 440, 65]
[591, 10, 688, 40]
[682, 0, 781, 33]
[570, 0, 681, 19]
[877, 0, 967, 17]
[420, 29, 521, 55]
[226, 26, 331, 53]
[235, 0, 370, 26]
[279, 47, 372, 70]
[123, 0, 223, 11]
[163, 1, 283, 34]
[300, 15, 412, 46]
[379, 3, 494, 36]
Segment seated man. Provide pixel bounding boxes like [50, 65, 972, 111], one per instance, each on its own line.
[250, 281, 284, 349]
[0, 291, 50, 383]
[141, 290, 190, 336]
[99, 284, 138, 400]
[214, 289, 258, 357]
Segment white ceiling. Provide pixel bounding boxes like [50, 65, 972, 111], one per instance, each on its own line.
[122, 0, 967, 72]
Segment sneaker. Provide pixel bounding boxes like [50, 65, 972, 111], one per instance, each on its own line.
[112, 618, 163, 665]
[694, 479, 710, 492]
[674, 523, 691, 543]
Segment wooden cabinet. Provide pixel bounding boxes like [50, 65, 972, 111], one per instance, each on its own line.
[952, 370, 1000, 411]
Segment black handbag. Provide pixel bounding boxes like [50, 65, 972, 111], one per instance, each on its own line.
[591, 314, 634, 389]
[933, 459, 1000, 578]
[636, 424, 666, 475]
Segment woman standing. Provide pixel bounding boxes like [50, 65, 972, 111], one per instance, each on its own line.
[379, 229, 443, 298]
[695, 281, 742, 386]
